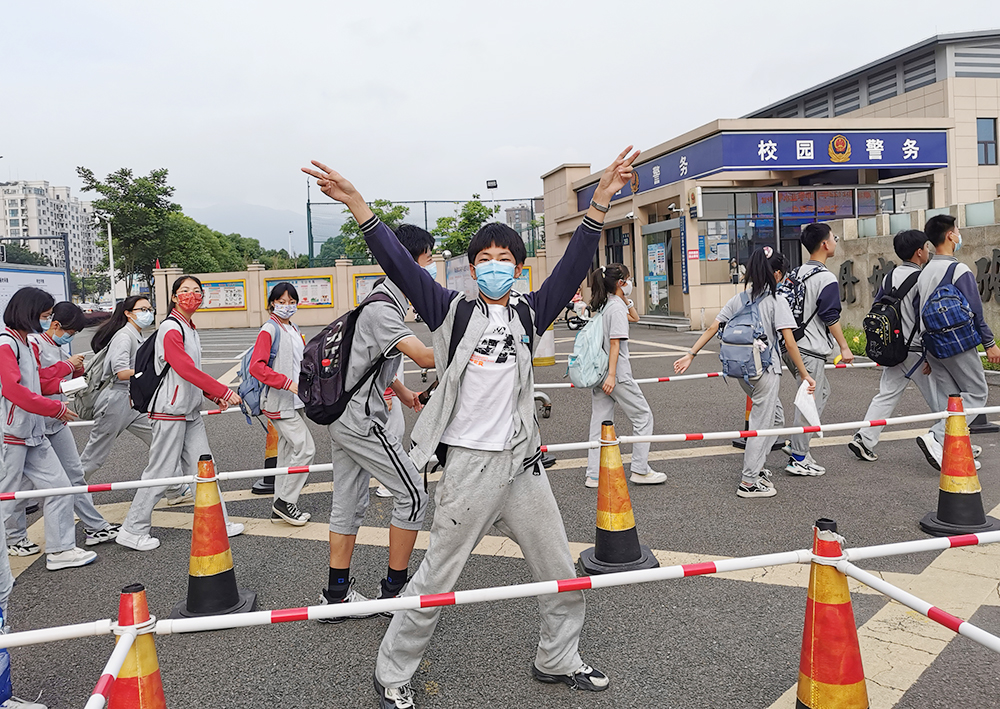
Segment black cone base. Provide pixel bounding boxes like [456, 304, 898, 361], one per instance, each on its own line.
[579, 544, 658, 575]
[250, 475, 275, 495]
[968, 413, 1000, 435]
[732, 439, 786, 451]
[171, 568, 258, 618]
[920, 512, 1000, 537]
[171, 587, 257, 619]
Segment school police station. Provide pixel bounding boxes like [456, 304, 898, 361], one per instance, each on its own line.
[541, 30, 1000, 330]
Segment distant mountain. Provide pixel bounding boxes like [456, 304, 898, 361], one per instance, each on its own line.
[185, 203, 346, 253]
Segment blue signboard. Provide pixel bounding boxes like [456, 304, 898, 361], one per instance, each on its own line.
[679, 216, 689, 295]
[577, 130, 948, 211]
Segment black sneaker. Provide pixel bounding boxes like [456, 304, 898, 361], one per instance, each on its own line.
[848, 435, 878, 462]
[374, 672, 415, 709]
[317, 581, 375, 624]
[531, 662, 610, 692]
[271, 498, 311, 526]
[376, 579, 408, 618]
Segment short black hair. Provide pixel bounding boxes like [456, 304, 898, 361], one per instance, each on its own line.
[467, 223, 527, 265]
[924, 214, 956, 247]
[394, 224, 435, 262]
[893, 230, 928, 261]
[800, 223, 833, 254]
[267, 282, 299, 307]
[4, 287, 55, 333]
[52, 301, 88, 332]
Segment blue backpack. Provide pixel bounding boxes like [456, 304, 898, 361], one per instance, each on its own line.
[921, 261, 980, 359]
[237, 326, 281, 422]
[719, 292, 772, 382]
[567, 308, 609, 389]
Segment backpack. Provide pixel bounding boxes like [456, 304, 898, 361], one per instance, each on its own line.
[567, 307, 609, 389]
[921, 261, 980, 359]
[130, 316, 184, 414]
[75, 346, 114, 420]
[298, 292, 395, 426]
[448, 296, 534, 366]
[776, 266, 825, 341]
[718, 292, 772, 382]
[236, 327, 282, 422]
[863, 270, 919, 367]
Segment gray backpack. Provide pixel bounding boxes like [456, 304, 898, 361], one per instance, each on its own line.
[719, 293, 772, 382]
[75, 347, 114, 420]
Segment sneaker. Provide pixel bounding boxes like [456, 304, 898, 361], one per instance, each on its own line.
[916, 432, 943, 471]
[848, 435, 878, 462]
[737, 479, 777, 498]
[271, 499, 311, 526]
[318, 581, 375, 624]
[376, 580, 407, 618]
[531, 662, 610, 692]
[84, 523, 120, 546]
[757, 469, 775, 488]
[226, 522, 245, 537]
[165, 484, 194, 506]
[115, 529, 160, 551]
[24, 503, 39, 515]
[374, 673, 414, 709]
[630, 469, 667, 484]
[972, 444, 983, 458]
[584, 476, 599, 489]
[374, 485, 393, 499]
[46, 546, 97, 571]
[784, 457, 825, 477]
[7, 539, 40, 557]
[1, 696, 48, 709]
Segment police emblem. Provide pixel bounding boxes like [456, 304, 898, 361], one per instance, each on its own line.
[630, 171, 640, 194]
[828, 134, 851, 163]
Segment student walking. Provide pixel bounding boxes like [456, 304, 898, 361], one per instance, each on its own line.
[914, 215, 1000, 469]
[849, 230, 941, 462]
[304, 148, 636, 708]
[248, 282, 315, 526]
[0, 288, 96, 571]
[117, 275, 243, 551]
[584, 263, 665, 488]
[674, 248, 815, 497]
[780, 223, 855, 476]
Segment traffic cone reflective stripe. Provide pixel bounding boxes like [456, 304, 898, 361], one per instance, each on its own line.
[920, 395, 1000, 536]
[189, 476, 234, 577]
[109, 584, 167, 709]
[579, 421, 657, 575]
[796, 519, 868, 709]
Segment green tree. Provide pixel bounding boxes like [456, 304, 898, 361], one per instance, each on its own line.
[318, 200, 409, 265]
[70, 273, 111, 301]
[77, 167, 181, 293]
[4, 243, 51, 267]
[432, 195, 500, 257]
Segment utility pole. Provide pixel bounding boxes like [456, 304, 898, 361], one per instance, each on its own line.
[306, 178, 314, 266]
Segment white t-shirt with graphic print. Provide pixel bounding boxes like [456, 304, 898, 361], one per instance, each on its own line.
[440, 304, 517, 451]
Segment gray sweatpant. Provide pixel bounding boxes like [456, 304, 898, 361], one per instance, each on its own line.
[737, 371, 785, 485]
[7, 427, 109, 542]
[927, 348, 989, 444]
[80, 388, 152, 480]
[0, 506, 12, 620]
[1, 441, 76, 553]
[783, 353, 831, 457]
[856, 351, 937, 449]
[272, 411, 314, 505]
[587, 378, 654, 477]
[328, 419, 425, 535]
[376, 446, 586, 688]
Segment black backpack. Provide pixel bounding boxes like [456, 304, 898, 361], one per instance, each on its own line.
[863, 270, 920, 367]
[298, 292, 394, 426]
[130, 316, 184, 413]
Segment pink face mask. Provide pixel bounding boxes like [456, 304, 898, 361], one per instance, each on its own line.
[176, 292, 203, 312]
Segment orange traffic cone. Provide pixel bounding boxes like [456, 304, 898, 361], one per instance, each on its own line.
[170, 455, 257, 618]
[920, 394, 1000, 536]
[250, 420, 279, 495]
[732, 395, 785, 451]
[108, 583, 167, 709]
[797, 519, 868, 709]
[579, 421, 658, 575]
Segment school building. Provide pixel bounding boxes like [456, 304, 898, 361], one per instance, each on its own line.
[541, 30, 1000, 328]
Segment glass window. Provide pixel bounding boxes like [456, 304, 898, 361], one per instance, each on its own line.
[778, 191, 815, 217]
[857, 189, 878, 216]
[7, 210, 16, 217]
[895, 188, 929, 212]
[815, 190, 854, 218]
[755, 192, 774, 216]
[605, 227, 624, 265]
[879, 189, 895, 214]
[702, 192, 734, 219]
[735, 193, 753, 217]
[978, 118, 997, 166]
[9, 219, 19, 227]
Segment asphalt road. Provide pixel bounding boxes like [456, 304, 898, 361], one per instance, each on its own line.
[9, 321, 1000, 708]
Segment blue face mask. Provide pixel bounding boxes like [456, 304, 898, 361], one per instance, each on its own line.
[54, 332, 75, 346]
[475, 260, 516, 300]
[423, 261, 438, 280]
[954, 231, 963, 253]
[135, 311, 155, 329]
[38, 318, 52, 332]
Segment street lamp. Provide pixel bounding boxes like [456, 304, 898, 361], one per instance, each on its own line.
[288, 230, 294, 258]
[96, 214, 117, 303]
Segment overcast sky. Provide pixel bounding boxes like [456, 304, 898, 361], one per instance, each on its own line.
[2, 1, 999, 248]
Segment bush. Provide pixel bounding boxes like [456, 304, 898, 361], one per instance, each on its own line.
[842, 324, 867, 357]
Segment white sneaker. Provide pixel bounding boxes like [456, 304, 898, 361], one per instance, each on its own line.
[972, 444, 983, 458]
[584, 476, 599, 489]
[916, 433, 943, 471]
[115, 529, 160, 552]
[318, 580, 375, 623]
[165, 484, 194, 506]
[784, 457, 826, 477]
[1, 696, 48, 709]
[374, 485, 393, 498]
[45, 546, 97, 571]
[630, 470, 667, 484]
[802, 452, 825, 474]
[226, 522, 245, 537]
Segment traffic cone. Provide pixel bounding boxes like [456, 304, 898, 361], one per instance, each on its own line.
[579, 421, 658, 575]
[108, 583, 167, 709]
[796, 519, 868, 709]
[250, 420, 279, 495]
[170, 455, 256, 618]
[733, 395, 785, 451]
[920, 394, 1000, 536]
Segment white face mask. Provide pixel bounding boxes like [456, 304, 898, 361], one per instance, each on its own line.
[621, 279, 633, 297]
[273, 303, 297, 319]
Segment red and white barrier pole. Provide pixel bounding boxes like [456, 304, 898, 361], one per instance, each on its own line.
[837, 560, 1000, 654]
[82, 630, 137, 709]
[0, 619, 114, 650]
[67, 406, 242, 428]
[843, 529, 1000, 561]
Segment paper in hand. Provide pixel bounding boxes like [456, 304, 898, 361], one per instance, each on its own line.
[794, 380, 823, 438]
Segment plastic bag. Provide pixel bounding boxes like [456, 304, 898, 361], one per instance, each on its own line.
[794, 380, 823, 438]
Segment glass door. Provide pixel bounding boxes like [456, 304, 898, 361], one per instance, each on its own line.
[643, 232, 670, 315]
